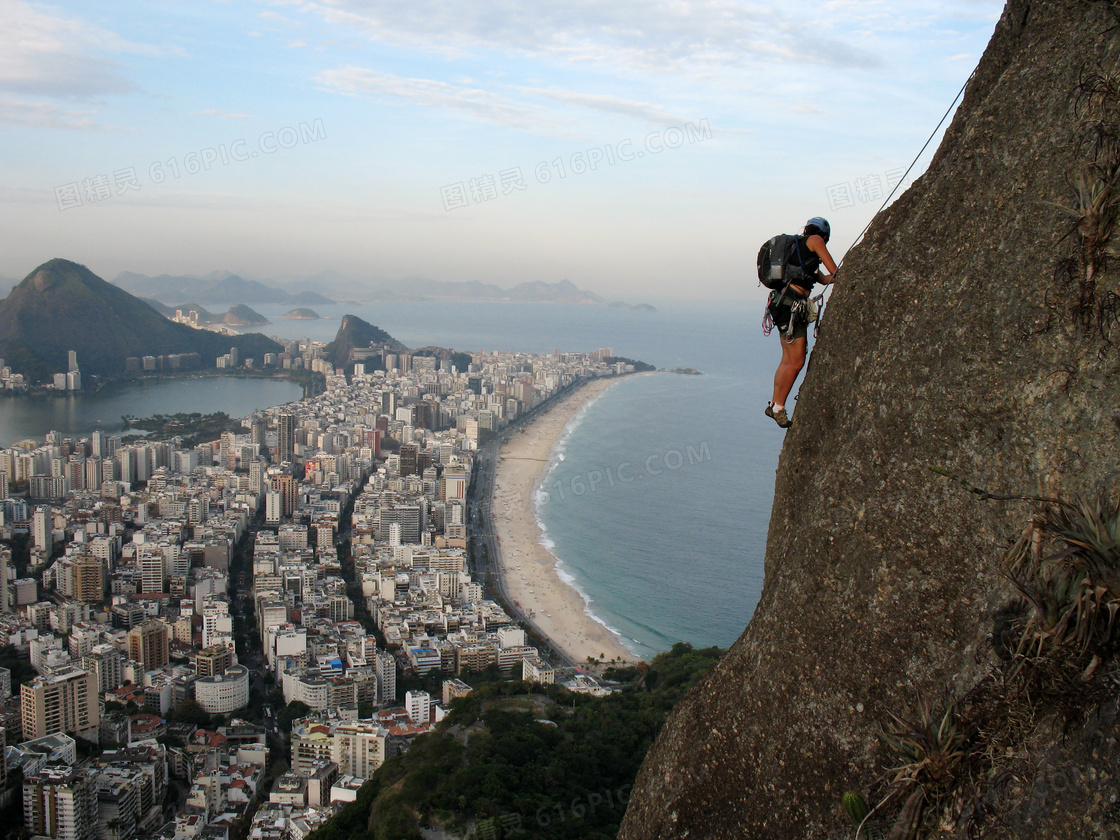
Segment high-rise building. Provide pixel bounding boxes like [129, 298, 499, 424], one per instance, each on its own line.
[94, 765, 141, 840]
[331, 720, 388, 779]
[399, 443, 419, 477]
[249, 459, 265, 495]
[23, 765, 99, 840]
[376, 650, 397, 705]
[128, 621, 169, 671]
[277, 413, 296, 463]
[21, 667, 100, 741]
[265, 490, 282, 525]
[405, 690, 431, 724]
[200, 602, 232, 649]
[72, 556, 104, 603]
[219, 431, 237, 470]
[82, 645, 123, 693]
[0, 548, 10, 613]
[195, 645, 232, 678]
[32, 506, 51, 550]
[137, 545, 165, 594]
[270, 472, 297, 518]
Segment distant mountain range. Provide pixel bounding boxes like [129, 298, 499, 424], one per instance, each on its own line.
[108, 270, 654, 311]
[365, 277, 656, 310]
[113, 270, 335, 307]
[0, 260, 281, 382]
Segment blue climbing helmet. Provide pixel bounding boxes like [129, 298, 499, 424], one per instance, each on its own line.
[805, 216, 830, 240]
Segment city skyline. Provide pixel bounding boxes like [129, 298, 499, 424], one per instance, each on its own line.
[1, 0, 1002, 300]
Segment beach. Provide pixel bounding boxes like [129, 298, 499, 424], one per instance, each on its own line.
[492, 377, 640, 664]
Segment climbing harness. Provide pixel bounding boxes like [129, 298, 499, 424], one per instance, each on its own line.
[761, 237, 820, 343]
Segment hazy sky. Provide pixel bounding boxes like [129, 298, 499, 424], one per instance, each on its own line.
[0, 0, 1002, 300]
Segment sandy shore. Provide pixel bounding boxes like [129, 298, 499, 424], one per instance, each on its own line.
[492, 377, 640, 665]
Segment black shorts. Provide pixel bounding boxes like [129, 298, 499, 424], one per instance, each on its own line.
[768, 293, 809, 340]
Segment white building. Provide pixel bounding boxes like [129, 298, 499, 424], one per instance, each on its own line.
[330, 721, 388, 780]
[405, 690, 431, 725]
[194, 664, 249, 714]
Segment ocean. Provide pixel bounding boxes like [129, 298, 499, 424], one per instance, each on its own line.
[246, 296, 807, 657]
[5, 295, 804, 657]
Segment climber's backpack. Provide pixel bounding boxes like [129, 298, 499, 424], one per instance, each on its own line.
[757, 234, 808, 290]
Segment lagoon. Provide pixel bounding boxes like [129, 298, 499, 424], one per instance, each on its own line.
[0, 376, 304, 447]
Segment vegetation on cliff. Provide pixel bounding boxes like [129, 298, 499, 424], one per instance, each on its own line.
[308, 643, 722, 840]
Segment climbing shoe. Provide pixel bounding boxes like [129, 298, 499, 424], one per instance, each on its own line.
[770, 407, 792, 428]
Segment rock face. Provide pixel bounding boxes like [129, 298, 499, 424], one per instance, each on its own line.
[619, 3, 1120, 839]
[324, 314, 408, 371]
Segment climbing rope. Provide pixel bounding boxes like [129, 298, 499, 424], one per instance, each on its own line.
[814, 67, 979, 337]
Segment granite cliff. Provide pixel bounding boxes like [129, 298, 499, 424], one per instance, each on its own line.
[620, 2, 1120, 839]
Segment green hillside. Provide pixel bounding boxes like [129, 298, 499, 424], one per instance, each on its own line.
[309, 644, 722, 840]
[0, 259, 281, 382]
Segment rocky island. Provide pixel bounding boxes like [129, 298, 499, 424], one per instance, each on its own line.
[282, 308, 321, 320]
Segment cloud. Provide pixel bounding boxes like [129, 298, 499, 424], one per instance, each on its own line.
[0, 96, 98, 129]
[316, 67, 555, 131]
[0, 0, 169, 99]
[518, 88, 688, 126]
[301, 0, 883, 74]
[191, 108, 256, 119]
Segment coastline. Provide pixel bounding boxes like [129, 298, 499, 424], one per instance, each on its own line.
[492, 376, 640, 665]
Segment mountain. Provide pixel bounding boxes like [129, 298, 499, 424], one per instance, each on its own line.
[0, 260, 281, 382]
[372, 276, 652, 308]
[139, 299, 267, 327]
[282, 308, 321, 320]
[170, 302, 216, 322]
[621, 4, 1120, 840]
[388, 276, 505, 300]
[324, 314, 409, 371]
[113, 271, 335, 306]
[140, 297, 177, 318]
[197, 275, 290, 305]
[221, 304, 270, 326]
[507, 278, 602, 304]
[115, 270, 649, 309]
